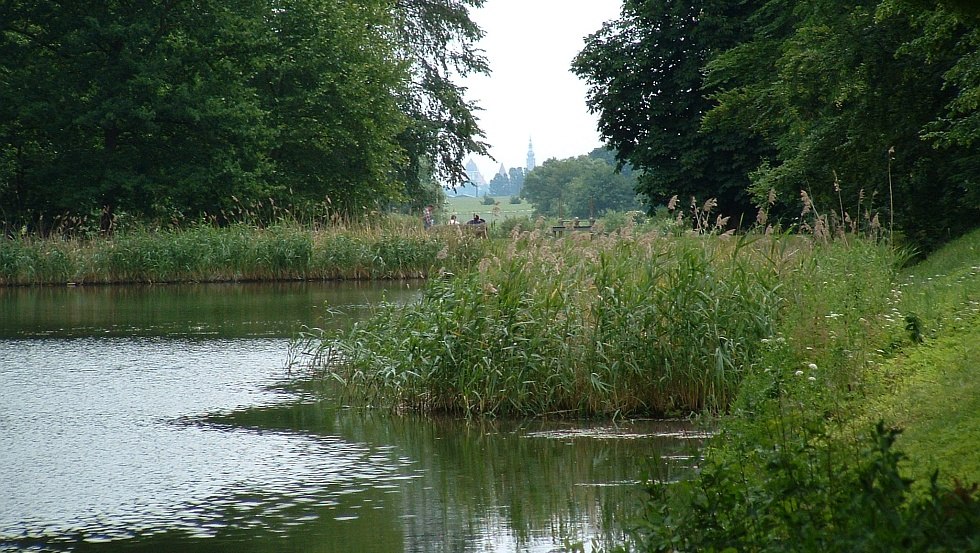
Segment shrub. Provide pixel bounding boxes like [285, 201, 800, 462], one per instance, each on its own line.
[624, 422, 980, 552]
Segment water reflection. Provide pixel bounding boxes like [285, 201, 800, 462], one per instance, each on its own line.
[0, 282, 702, 552]
[0, 281, 420, 338]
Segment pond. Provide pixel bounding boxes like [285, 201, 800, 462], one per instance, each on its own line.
[0, 282, 703, 552]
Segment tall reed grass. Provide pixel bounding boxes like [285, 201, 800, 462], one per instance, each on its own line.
[299, 227, 794, 417]
[0, 218, 490, 285]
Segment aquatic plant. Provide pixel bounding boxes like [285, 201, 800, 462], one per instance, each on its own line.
[0, 218, 491, 285]
[303, 229, 787, 417]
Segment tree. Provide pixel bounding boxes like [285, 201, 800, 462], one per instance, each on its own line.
[256, 0, 409, 214]
[572, 0, 978, 248]
[392, 0, 491, 193]
[0, 1, 279, 229]
[488, 172, 511, 196]
[508, 167, 526, 195]
[521, 155, 640, 218]
[0, 0, 492, 231]
[705, 0, 979, 248]
[572, 0, 768, 221]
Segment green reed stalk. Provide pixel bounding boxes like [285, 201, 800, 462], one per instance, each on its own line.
[302, 230, 785, 417]
[0, 220, 490, 285]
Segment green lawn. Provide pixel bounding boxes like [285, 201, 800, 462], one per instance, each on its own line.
[443, 195, 534, 223]
[883, 323, 980, 486]
[853, 228, 980, 488]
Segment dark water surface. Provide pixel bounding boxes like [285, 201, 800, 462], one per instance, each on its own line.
[0, 282, 701, 552]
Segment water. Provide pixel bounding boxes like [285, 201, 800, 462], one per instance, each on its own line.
[0, 282, 702, 552]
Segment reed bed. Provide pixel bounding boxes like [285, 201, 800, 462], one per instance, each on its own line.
[299, 228, 804, 417]
[0, 219, 490, 285]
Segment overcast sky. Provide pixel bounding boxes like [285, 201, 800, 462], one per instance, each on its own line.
[459, 0, 623, 180]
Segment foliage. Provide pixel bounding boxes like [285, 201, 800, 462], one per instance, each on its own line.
[391, 0, 491, 191]
[0, 0, 490, 231]
[573, 0, 980, 251]
[572, 0, 769, 222]
[705, 0, 979, 251]
[623, 421, 980, 552]
[609, 227, 980, 553]
[255, 0, 411, 214]
[521, 153, 641, 219]
[508, 167, 526, 193]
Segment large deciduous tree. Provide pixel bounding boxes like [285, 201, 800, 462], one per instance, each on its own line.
[0, 1, 279, 228]
[572, 0, 769, 223]
[705, 0, 979, 248]
[392, 0, 490, 200]
[573, 0, 978, 249]
[0, 0, 491, 230]
[256, 0, 409, 214]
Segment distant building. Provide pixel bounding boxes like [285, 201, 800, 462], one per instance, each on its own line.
[526, 138, 536, 171]
[446, 158, 486, 197]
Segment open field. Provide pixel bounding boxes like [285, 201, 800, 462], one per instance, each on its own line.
[443, 195, 535, 223]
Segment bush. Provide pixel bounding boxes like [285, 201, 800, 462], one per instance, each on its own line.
[624, 422, 980, 552]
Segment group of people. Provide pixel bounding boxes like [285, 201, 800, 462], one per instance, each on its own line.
[423, 205, 484, 229]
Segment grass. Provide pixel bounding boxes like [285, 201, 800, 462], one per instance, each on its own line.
[873, 325, 980, 485]
[613, 228, 980, 552]
[443, 195, 535, 223]
[296, 224, 899, 418]
[852, 228, 980, 487]
[0, 216, 492, 285]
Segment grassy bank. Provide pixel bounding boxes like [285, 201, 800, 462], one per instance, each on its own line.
[618, 229, 980, 552]
[0, 218, 491, 285]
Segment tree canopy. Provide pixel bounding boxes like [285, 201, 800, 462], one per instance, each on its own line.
[574, 0, 979, 249]
[0, 0, 489, 231]
[521, 149, 641, 218]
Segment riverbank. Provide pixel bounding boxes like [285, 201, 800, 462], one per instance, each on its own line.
[289, 223, 979, 549]
[0, 218, 491, 285]
[618, 228, 980, 552]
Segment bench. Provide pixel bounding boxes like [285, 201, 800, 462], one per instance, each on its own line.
[465, 222, 488, 238]
[551, 219, 595, 237]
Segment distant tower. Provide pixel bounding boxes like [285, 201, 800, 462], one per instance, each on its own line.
[464, 158, 486, 196]
[526, 138, 536, 171]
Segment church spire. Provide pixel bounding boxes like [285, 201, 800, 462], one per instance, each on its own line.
[526, 137, 536, 170]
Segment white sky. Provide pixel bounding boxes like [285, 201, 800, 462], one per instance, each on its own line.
[459, 0, 623, 180]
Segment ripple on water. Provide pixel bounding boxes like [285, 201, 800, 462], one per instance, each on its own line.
[0, 337, 412, 545]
